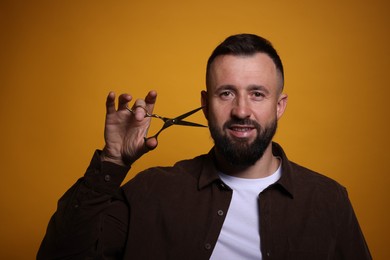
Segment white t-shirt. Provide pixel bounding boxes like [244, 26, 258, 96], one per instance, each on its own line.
[210, 163, 282, 260]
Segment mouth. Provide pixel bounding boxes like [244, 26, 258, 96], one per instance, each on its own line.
[228, 125, 256, 138]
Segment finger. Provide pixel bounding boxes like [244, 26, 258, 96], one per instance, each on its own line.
[106, 91, 117, 114]
[132, 98, 148, 120]
[118, 93, 132, 111]
[144, 137, 158, 151]
[145, 90, 157, 114]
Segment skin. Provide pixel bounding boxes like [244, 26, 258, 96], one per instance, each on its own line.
[101, 91, 158, 166]
[101, 53, 287, 178]
[201, 53, 288, 178]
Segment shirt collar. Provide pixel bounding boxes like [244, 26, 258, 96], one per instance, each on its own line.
[198, 149, 221, 190]
[272, 142, 295, 198]
[198, 142, 295, 198]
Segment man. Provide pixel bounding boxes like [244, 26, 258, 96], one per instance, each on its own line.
[38, 34, 371, 259]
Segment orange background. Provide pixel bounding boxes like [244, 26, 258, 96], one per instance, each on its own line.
[1, 0, 389, 258]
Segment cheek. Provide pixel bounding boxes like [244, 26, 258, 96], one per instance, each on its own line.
[207, 109, 226, 129]
[207, 102, 220, 116]
[252, 108, 277, 125]
[208, 113, 222, 126]
[210, 105, 229, 121]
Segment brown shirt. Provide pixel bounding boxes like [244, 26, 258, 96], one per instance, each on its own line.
[38, 143, 371, 259]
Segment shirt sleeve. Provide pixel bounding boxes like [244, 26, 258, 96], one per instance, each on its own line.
[335, 187, 372, 260]
[37, 150, 131, 260]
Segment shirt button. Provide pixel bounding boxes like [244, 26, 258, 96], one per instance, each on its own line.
[104, 174, 111, 182]
[204, 243, 211, 250]
[217, 210, 224, 216]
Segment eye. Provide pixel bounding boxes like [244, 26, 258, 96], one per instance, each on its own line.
[219, 90, 234, 100]
[251, 91, 265, 100]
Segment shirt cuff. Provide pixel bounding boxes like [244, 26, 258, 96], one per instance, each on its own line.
[83, 150, 131, 195]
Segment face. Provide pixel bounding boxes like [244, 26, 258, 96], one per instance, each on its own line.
[202, 53, 287, 166]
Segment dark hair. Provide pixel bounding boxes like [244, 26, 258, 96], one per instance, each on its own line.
[206, 34, 284, 89]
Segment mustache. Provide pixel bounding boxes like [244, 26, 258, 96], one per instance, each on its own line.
[223, 118, 261, 129]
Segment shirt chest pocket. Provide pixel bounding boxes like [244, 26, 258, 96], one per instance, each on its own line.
[286, 236, 335, 260]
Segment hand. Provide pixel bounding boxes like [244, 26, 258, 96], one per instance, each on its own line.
[101, 91, 158, 166]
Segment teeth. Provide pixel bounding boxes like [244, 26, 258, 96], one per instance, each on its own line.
[232, 127, 251, 132]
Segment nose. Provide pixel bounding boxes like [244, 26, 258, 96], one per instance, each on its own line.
[231, 96, 251, 119]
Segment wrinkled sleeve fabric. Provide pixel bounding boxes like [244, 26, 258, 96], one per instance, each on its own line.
[335, 186, 372, 260]
[37, 150, 130, 260]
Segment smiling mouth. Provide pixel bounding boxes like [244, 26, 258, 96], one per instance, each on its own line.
[228, 125, 256, 138]
[230, 126, 254, 132]
[223, 118, 259, 138]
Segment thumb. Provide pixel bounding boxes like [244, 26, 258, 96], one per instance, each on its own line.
[144, 137, 158, 151]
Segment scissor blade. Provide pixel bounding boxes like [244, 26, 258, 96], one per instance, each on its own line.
[174, 106, 204, 121]
[174, 120, 208, 127]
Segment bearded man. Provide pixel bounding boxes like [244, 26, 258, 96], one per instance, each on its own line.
[38, 34, 371, 260]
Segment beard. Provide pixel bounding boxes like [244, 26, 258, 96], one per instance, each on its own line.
[209, 117, 277, 167]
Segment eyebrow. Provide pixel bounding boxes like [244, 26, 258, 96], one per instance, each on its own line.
[247, 84, 270, 94]
[216, 84, 270, 95]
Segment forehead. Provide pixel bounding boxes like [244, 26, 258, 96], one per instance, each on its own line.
[208, 53, 280, 90]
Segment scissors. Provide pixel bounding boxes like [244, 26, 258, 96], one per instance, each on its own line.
[127, 105, 208, 140]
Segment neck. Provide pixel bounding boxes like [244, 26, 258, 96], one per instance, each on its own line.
[214, 143, 280, 179]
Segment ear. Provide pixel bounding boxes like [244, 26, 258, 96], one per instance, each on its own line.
[276, 93, 288, 120]
[201, 90, 209, 120]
